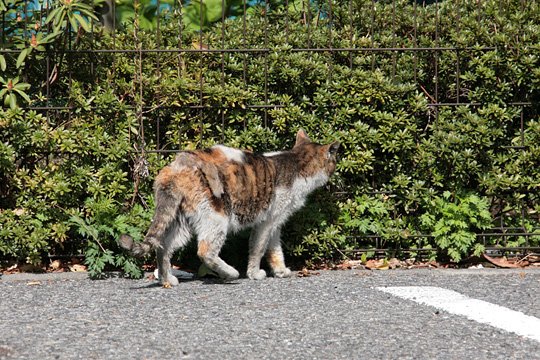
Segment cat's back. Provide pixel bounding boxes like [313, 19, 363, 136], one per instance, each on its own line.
[166, 145, 280, 225]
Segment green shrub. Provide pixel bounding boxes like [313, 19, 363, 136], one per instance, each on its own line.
[1, 0, 539, 275]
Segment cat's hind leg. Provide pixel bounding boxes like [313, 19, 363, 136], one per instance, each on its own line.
[156, 216, 191, 287]
[195, 217, 239, 281]
[197, 238, 240, 281]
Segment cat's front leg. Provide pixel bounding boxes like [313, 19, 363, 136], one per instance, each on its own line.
[265, 230, 292, 278]
[247, 224, 273, 280]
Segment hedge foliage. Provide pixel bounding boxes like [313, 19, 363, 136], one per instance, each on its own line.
[1, 0, 539, 276]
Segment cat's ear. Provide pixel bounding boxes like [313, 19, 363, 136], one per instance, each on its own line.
[295, 129, 311, 146]
[328, 141, 340, 157]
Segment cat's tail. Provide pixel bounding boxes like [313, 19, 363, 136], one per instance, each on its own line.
[119, 178, 183, 257]
[118, 234, 159, 257]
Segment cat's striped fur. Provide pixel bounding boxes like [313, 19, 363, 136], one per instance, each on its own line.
[119, 130, 340, 286]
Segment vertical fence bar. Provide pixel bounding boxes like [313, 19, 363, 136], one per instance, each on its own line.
[434, 0, 439, 122]
[242, 0, 247, 130]
[221, 0, 226, 141]
[348, 0, 353, 69]
[23, 0, 28, 43]
[413, 0, 417, 83]
[198, 0, 204, 144]
[45, 0, 51, 123]
[263, 0, 268, 128]
[305, 0, 311, 49]
[391, 0, 396, 81]
[327, 0, 334, 86]
[370, 0, 375, 71]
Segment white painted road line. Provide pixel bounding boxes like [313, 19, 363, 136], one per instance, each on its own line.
[377, 286, 540, 343]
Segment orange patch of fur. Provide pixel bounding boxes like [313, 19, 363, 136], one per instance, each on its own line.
[266, 250, 284, 269]
[155, 166, 208, 213]
[197, 240, 211, 258]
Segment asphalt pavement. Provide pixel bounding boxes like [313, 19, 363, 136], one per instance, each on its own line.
[1, 268, 539, 359]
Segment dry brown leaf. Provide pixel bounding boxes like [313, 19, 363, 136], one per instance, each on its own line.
[365, 259, 389, 270]
[6, 264, 19, 274]
[297, 268, 320, 277]
[69, 264, 87, 272]
[50, 260, 62, 271]
[482, 254, 526, 268]
[387, 258, 403, 269]
[336, 260, 364, 270]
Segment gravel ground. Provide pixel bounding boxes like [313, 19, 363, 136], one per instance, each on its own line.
[1, 269, 539, 359]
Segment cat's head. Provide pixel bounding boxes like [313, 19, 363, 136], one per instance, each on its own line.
[292, 129, 340, 178]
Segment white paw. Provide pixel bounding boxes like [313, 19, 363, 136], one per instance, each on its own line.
[274, 267, 292, 278]
[160, 275, 179, 287]
[155, 268, 194, 280]
[247, 269, 267, 280]
[222, 268, 240, 281]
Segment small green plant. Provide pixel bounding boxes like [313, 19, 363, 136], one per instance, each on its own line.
[419, 191, 492, 262]
[67, 198, 149, 279]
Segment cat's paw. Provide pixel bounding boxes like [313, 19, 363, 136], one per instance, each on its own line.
[247, 269, 267, 280]
[221, 268, 240, 282]
[160, 275, 179, 287]
[273, 267, 292, 278]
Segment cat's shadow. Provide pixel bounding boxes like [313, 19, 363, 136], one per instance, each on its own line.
[130, 275, 241, 290]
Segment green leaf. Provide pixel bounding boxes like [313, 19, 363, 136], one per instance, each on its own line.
[73, 13, 92, 32]
[9, 93, 17, 109]
[68, 14, 79, 33]
[42, 31, 62, 44]
[13, 88, 31, 104]
[4, 93, 11, 107]
[0, 55, 6, 72]
[45, 7, 63, 25]
[16, 48, 30, 68]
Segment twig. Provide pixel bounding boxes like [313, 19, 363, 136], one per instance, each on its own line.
[419, 84, 436, 103]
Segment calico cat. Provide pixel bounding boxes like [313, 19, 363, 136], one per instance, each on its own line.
[119, 129, 339, 286]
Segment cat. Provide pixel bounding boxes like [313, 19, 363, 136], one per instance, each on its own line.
[119, 129, 340, 286]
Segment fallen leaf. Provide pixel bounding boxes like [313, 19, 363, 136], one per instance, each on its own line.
[365, 259, 389, 270]
[297, 268, 319, 277]
[50, 260, 62, 271]
[482, 254, 525, 268]
[197, 263, 218, 278]
[335, 260, 364, 270]
[162, 282, 172, 289]
[69, 264, 87, 272]
[387, 258, 403, 269]
[6, 264, 19, 274]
